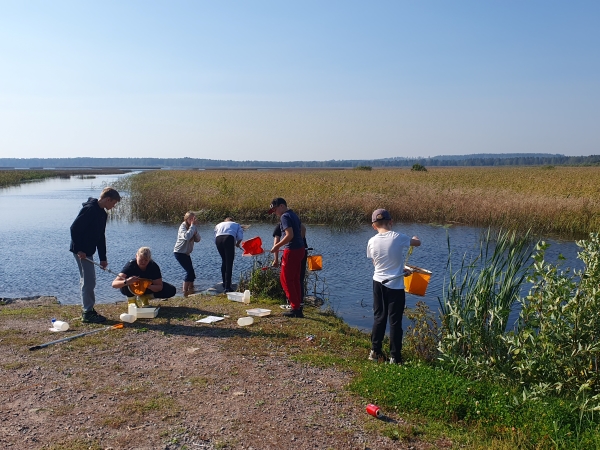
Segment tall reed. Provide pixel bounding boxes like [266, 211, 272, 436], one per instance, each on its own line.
[115, 166, 600, 237]
[438, 229, 535, 376]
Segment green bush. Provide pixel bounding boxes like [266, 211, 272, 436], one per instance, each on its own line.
[237, 257, 286, 301]
[411, 164, 427, 172]
[503, 234, 600, 399]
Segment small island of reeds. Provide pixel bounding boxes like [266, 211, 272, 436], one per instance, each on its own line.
[116, 166, 600, 238]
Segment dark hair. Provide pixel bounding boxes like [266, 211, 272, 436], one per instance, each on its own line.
[99, 187, 121, 201]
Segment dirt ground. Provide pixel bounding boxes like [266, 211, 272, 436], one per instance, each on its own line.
[0, 296, 447, 450]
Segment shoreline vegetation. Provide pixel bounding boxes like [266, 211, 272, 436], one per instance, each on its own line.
[114, 166, 600, 239]
[0, 168, 130, 188]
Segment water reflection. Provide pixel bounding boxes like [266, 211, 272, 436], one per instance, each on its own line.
[0, 174, 585, 331]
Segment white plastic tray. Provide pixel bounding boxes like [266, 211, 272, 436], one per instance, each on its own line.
[246, 308, 271, 317]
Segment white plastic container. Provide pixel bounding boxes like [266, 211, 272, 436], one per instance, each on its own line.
[227, 292, 245, 302]
[237, 316, 254, 327]
[120, 313, 136, 323]
[49, 320, 69, 332]
[128, 303, 159, 319]
[246, 308, 271, 317]
[243, 290, 251, 304]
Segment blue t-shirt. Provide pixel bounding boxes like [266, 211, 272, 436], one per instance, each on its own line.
[280, 209, 304, 250]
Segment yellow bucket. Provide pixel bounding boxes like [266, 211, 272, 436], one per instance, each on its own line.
[307, 254, 323, 271]
[404, 265, 432, 296]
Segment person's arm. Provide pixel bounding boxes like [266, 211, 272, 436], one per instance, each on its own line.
[111, 272, 139, 289]
[271, 228, 293, 252]
[148, 278, 164, 292]
[183, 224, 198, 241]
[272, 236, 281, 266]
[235, 223, 243, 247]
[410, 236, 421, 247]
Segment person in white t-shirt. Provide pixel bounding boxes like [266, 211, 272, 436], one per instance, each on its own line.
[366, 209, 421, 365]
[214, 217, 244, 293]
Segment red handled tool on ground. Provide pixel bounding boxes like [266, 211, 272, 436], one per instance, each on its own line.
[29, 323, 124, 351]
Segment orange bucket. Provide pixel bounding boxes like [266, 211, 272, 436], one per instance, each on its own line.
[307, 254, 323, 271]
[404, 265, 432, 296]
[241, 236, 264, 256]
[128, 278, 153, 296]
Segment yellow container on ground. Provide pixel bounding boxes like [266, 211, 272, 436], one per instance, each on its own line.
[404, 265, 432, 296]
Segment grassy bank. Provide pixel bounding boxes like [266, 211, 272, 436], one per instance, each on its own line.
[2, 293, 598, 449]
[116, 166, 600, 237]
[0, 169, 129, 188]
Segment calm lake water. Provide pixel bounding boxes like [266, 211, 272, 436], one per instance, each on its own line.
[0, 173, 584, 330]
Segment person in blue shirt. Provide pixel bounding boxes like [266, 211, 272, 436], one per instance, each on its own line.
[268, 198, 305, 318]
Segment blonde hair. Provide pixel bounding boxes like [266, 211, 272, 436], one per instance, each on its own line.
[183, 211, 196, 229]
[136, 247, 152, 260]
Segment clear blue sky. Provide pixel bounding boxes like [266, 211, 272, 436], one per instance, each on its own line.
[1, 1, 598, 161]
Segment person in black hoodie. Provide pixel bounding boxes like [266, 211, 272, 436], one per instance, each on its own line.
[70, 187, 121, 323]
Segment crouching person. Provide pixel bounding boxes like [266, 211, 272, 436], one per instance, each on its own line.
[112, 247, 176, 305]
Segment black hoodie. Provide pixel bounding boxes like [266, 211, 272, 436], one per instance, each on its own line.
[69, 197, 108, 261]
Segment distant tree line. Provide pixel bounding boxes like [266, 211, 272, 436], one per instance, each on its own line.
[1, 154, 599, 169]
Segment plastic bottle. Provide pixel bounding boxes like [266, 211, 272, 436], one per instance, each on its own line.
[120, 313, 136, 323]
[243, 290, 251, 304]
[52, 320, 69, 331]
[128, 302, 138, 317]
[237, 316, 254, 327]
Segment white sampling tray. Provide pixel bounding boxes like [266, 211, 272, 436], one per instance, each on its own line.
[246, 308, 271, 317]
[128, 304, 160, 318]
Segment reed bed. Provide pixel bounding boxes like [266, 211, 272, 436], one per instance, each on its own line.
[117, 166, 600, 238]
[0, 169, 128, 188]
[0, 170, 63, 187]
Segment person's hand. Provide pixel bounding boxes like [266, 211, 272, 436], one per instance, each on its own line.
[270, 246, 279, 254]
[100, 260, 108, 269]
[192, 216, 199, 225]
[125, 276, 140, 285]
[77, 251, 86, 259]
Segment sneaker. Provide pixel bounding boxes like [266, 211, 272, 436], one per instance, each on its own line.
[82, 309, 107, 324]
[368, 350, 385, 362]
[389, 357, 403, 365]
[279, 304, 291, 310]
[283, 308, 304, 318]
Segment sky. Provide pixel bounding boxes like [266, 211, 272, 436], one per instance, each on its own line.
[0, 1, 598, 161]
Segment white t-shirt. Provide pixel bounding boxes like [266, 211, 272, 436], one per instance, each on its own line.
[366, 230, 411, 290]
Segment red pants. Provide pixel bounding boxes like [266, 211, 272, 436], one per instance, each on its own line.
[280, 247, 305, 310]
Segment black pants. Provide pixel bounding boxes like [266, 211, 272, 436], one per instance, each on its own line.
[300, 253, 307, 300]
[371, 280, 406, 361]
[216, 234, 235, 289]
[120, 282, 177, 299]
[174, 252, 196, 282]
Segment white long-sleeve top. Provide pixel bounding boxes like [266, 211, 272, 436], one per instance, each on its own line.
[214, 221, 243, 242]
